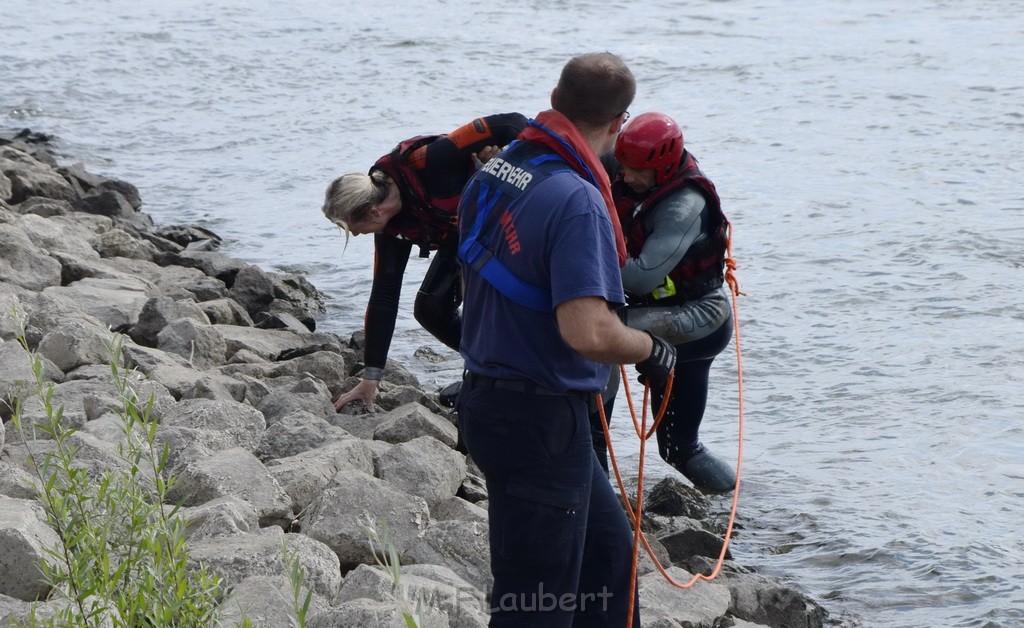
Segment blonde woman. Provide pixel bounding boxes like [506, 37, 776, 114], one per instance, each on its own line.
[323, 112, 526, 411]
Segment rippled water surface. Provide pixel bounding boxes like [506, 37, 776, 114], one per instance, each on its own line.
[5, 1, 1023, 625]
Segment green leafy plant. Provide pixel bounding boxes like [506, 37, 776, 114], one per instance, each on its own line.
[7, 322, 227, 627]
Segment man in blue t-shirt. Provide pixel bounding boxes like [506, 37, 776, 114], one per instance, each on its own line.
[456, 52, 677, 627]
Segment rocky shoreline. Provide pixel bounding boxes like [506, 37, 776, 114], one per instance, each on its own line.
[0, 129, 828, 627]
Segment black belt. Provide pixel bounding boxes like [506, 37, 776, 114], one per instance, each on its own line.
[463, 371, 590, 399]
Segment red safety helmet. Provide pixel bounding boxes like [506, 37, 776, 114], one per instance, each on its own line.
[614, 112, 684, 186]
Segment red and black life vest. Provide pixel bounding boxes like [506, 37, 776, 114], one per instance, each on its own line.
[371, 135, 474, 256]
[613, 152, 730, 303]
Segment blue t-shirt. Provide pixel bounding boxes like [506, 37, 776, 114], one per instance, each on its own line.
[459, 147, 625, 392]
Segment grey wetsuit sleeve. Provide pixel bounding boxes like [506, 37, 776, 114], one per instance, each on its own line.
[620, 187, 706, 295]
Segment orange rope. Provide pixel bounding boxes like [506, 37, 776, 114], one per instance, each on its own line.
[604, 226, 745, 628]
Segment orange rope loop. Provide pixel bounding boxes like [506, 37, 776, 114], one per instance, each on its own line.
[603, 225, 745, 628]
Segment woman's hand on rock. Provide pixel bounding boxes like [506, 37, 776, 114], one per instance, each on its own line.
[333, 378, 379, 413]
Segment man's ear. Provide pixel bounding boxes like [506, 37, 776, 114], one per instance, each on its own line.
[550, 87, 558, 107]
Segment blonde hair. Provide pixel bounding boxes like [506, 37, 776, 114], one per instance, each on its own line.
[322, 170, 392, 248]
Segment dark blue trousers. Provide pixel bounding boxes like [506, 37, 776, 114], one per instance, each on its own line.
[458, 376, 641, 627]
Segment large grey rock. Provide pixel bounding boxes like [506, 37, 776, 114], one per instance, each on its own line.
[1, 340, 65, 421]
[376, 383, 447, 414]
[213, 324, 308, 361]
[266, 438, 376, 513]
[199, 297, 253, 326]
[256, 388, 336, 426]
[430, 496, 488, 524]
[14, 212, 98, 261]
[0, 224, 61, 291]
[159, 397, 266, 454]
[299, 470, 429, 570]
[156, 318, 227, 370]
[189, 526, 342, 602]
[41, 277, 152, 332]
[179, 371, 248, 402]
[5, 431, 130, 484]
[256, 410, 352, 461]
[226, 264, 275, 316]
[36, 319, 115, 373]
[103, 257, 213, 301]
[373, 402, 459, 448]
[129, 296, 211, 347]
[658, 519, 731, 563]
[286, 532, 345, 600]
[167, 447, 292, 527]
[93, 227, 159, 261]
[726, 572, 827, 628]
[638, 566, 732, 627]
[188, 526, 287, 591]
[9, 378, 122, 440]
[216, 575, 327, 628]
[0, 497, 62, 601]
[334, 563, 487, 628]
[0, 146, 77, 204]
[404, 519, 491, 591]
[15, 196, 73, 218]
[177, 495, 259, 542]
[161, 249, 246, 285]
[374, 435, 467, 507]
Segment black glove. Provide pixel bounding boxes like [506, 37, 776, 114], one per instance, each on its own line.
[635, 331, 676, 387]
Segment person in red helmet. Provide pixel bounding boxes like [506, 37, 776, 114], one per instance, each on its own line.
[594, 111, 737, 494]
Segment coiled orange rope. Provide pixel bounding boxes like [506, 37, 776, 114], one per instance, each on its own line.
[600, 229, 745, 628]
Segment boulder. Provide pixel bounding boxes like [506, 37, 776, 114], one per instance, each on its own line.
[226, 265, 275, 316]
[36, 319, 115, 372]
[373, 402, 459, 448]
[404, 519, 491, 591]
[42, 277, 152, 332]
[256, 388, 336, 426]
[129, 296, 211, 347]
[156, 318, 227, 370]
[256, 410, 352, 461]
[167, 447, 292, 527]
[0, 497, 62, 601]
[159, 397, 267, 453]
[266, 438, 376, 514]
[726, 572, 827, 628]
[0, 224, 61, 291]
[177, 495, 259, 542]
[334, 563, 486, 628]
[374, 435, 467, 506]
[199, 298, 254, 326]
[638, 566, 732, 627]
[299, 470, 429, 570]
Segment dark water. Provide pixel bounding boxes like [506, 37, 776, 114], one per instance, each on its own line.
[4, 1, 1023, 625]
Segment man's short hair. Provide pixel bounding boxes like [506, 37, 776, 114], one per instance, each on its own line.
[552, 52, 636, 128]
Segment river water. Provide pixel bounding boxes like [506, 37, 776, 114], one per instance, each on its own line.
[4, 1, 1023, 625]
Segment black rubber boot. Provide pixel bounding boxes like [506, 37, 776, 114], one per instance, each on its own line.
[679, 444, 736, 495]
[438, 380, 462, 408]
